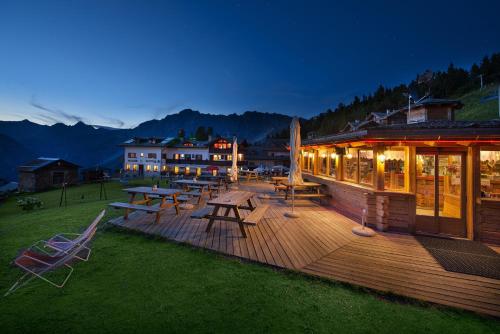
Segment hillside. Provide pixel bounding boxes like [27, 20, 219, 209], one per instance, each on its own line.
[455, 85, 499, 120]
[0, 134, 35, 181]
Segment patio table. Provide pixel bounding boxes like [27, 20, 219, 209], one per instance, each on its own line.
[205, 190, 257, 237]
[120, 187, 181, 223]
[280, 181, 322, 200]
[173, 179, 217, 199]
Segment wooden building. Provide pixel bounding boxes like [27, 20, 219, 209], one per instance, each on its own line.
[301, 99, 500, 245]
[18, 158, 79, 192]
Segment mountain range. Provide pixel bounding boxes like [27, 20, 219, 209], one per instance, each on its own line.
[0, 109, 292, 181]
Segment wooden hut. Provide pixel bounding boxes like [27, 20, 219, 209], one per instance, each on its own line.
[301, 99, 500, 245]
[18, 158, 79, 192]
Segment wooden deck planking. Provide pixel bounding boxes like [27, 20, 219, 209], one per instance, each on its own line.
[108, 182, 500, 317]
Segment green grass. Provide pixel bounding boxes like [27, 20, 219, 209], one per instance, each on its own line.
[0, 183, 498, 333]
[455, 85, 499, 121]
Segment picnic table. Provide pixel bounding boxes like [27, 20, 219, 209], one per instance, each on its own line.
[109, 187, 181, 224]
[280, 181, 325, 200]
[201, 190, 268, 238]
[173, 179, 217, 199]
[240, 170, 259, 182]
[198, 174, 231, 191]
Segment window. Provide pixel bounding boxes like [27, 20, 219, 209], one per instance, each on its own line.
[153, 165, 158, 172]
[384, 148, 405, 191]
[52, 171, 65, 185]
[174, 166, 179, 174]
[162, 165, 167, 171]
[329, 151, 337, 178]
[132, 164, 138, 171]
[148, 153, 157, 159]
[302, 151, 313, 171]
[128, 152, 136, 158]
[359, 150, 374, 185]
[185, 167, 190, 175]
[195, 154, 203, 160]
[125, 164, 131, 171]
[238, 153, 244, 161]
[318, 151, 328, 175]
[146, 165, 151, 171]
[343, 148, 358, 182]
[140, 152, 144, 157]
[174, 154, 180, 160]
[480, 150, 500, 198]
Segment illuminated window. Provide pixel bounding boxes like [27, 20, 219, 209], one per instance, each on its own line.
[329, 150, 337, 179]
[185, 167, 190, 175]
[227, 154, 232, 160]
[359, 150, 374, 186]
[174, 166, 179, 174]
[384, 148, 405, 191]
[318, 151, 328, 175]
[146, 165, 151, 171]
[153, 165, 158, 172]
[238, 153, 243, 161]
[128, 153, 137, 158]
[196, 167, 202, 176]
[343, 148, 358, 182]
[125, 164, 131, 171]
[480, 150, 500, 198]
[174, 154, 180, 160]
[162, 165, 167, 171]
[140, 152, 144, 157]
[133, 164, 138, 171]
[148, 153, 157, 159]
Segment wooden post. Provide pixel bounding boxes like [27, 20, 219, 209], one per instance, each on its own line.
[406, 146, 416, 193]
[337, 151, 344, 181]
[467, 145, 479, 240]
[313, 150, 319, 175]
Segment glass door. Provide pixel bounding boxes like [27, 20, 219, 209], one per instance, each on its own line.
[415, 151, 466, 237]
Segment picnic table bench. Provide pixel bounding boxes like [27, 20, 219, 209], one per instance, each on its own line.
[192, 190, 268, 237]
[280, 181, 330, 204]
[240, 170, 259, 182]
[109, 187, 181, 224]
[173, 179, 217, 202]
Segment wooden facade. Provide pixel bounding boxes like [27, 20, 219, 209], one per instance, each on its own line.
[18, 158, 79, 192]
[302, 122, 500, 245]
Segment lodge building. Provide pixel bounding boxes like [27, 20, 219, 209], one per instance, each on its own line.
[301, 98, 500, 245]
[121, 136, 245, 177]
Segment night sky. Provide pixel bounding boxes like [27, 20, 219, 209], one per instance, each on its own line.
[1, 0, 499, 128]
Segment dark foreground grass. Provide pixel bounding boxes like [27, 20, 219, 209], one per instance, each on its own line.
[0, 182, 498, 333]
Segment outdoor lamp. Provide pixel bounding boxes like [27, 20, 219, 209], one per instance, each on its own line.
[379, 153, 386, 163]
[330, 152, 337, 159]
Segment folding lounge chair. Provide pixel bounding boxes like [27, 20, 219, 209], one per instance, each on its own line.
[4, 210, 105, 296]
[45, 210, 105, 261]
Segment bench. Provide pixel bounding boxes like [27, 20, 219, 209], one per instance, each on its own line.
[292, 193, 330, 204]
[109, 202, 161, 213]
[243, 204, 269, 225]
[181, 191, 201, 197]
[190, 206, 213, 219]
[274, 185, 287, 192]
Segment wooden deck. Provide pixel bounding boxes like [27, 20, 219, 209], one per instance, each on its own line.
[108, 182, 500, 317]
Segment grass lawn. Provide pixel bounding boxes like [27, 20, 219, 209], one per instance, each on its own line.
[0, 181, 498, 333]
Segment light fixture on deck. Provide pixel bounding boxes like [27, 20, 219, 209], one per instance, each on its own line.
[378, 153, 386, 163]
[330, 152, 337, 159]
[352, 209, 376, 237]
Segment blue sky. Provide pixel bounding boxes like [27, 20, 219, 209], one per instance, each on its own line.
[0, 0, 499, 128]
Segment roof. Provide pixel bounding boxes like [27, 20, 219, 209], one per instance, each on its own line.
[412, 97, 463, 109]
[18, 158, 80, 172]
[120, 137, 174, 147]
[302, 120, 500, 146]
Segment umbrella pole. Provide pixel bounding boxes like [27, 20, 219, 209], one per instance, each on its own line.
[285, 185, 300, 218]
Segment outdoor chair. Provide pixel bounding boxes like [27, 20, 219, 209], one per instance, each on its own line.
[4, 210, 106, 296]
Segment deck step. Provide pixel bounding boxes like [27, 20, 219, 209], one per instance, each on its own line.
[243, 204, 269, 225]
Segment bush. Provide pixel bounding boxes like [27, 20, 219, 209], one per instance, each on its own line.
[17, 197, 43, 211]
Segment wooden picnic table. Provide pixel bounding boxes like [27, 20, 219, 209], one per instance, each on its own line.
[173, 179, 217, 199]
[271, 176, 288, 185]
[280, 181, 322, 200]
[111, 187, 181, 224]
[205, 190, 258, 237]
[240, 170, 259, 182]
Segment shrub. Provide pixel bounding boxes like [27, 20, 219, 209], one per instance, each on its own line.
[17, 197, 43, 211]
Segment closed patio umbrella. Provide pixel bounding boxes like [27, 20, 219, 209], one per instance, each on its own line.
[230, 137, 238, 182]
[284, 117, 303, 218]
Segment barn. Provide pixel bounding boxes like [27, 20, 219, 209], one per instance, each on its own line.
[18, 158, 80, 192]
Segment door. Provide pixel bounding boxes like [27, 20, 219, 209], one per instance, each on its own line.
[138, 164, 144, 175]
[415, 151, 466, 237]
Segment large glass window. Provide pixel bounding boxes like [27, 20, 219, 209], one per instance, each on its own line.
[318, 151, 328, 175]
[343, 148, 358, 182]
[480, 150, 500, 198]
[359, 150, 374, 185]
[302, 151, 312, 171]
[384, 148, 405, 191]
[329, 150, 337, 179]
